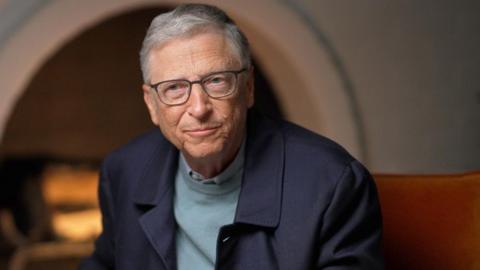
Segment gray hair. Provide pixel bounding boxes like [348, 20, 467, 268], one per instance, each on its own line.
[139, 4, 251, 83]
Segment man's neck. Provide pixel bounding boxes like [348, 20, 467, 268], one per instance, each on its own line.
[182, 149, 238, 179]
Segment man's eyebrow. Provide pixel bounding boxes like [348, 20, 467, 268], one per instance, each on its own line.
[158, 66, 239, 82]
[200, 68, 235, 77]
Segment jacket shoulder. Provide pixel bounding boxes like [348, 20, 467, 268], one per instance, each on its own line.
[276, 119, 372, 196]
[101, 128, 169, 181]
[279, 120, 355, 167]
[104, 129, 163, 164]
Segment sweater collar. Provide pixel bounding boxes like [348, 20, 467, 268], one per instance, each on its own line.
[178, 139, 246, 185]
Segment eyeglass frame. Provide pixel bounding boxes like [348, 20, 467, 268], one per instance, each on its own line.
[148, 67, 248, 106]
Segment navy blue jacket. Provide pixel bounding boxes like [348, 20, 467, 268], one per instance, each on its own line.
[80, 112, 383, 270]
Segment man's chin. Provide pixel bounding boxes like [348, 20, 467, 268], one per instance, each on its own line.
[182, 142, 223, 160]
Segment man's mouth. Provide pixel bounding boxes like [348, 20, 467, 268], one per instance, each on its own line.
[184, 126, 220, 137]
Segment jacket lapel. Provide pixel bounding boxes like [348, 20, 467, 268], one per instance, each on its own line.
[234, 111, 285, 228]
[133, 136, 179, 270]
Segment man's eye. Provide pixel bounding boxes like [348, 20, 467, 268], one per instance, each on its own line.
[162, 82, 186, 92]
[207, 76, 226, 84]
[212, 77, 225, 83]
[167, 84, 182, 90]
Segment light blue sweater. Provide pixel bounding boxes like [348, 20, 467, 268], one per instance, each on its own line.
[173, 144, 244, 270]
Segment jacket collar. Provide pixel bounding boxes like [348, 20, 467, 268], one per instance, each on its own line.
[133, 110, 285, 228]
[133, 132, 179, 205]
[133, 131, 179, 270]
[234, 110, 284, 228]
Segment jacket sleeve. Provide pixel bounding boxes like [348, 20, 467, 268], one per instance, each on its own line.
[79, 161, 115, 270]
[316, 160, 384, 269]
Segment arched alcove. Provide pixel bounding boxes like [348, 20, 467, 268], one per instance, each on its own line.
[0, 1, 363, 160]
[0, 6, 283, 160]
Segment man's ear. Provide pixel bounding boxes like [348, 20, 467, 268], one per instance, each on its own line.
[246, 66, 255, 108]
[142, 84, 159, 126]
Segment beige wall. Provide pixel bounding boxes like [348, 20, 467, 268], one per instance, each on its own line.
[296, 1, 480, 173]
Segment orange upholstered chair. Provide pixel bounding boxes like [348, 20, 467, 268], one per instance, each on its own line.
[374, 172, 480, 270]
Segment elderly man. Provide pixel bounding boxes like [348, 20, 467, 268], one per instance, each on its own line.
[81, 4, 383, 270]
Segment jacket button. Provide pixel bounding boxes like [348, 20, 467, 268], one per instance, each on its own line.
[222, 236, 231, 242]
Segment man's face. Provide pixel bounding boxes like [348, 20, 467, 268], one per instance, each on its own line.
[142, 32, 254, 166]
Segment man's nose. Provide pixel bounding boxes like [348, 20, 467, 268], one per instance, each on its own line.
[186, 83, 212, 118]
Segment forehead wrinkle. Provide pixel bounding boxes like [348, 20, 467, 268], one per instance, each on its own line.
[190, 51, 239, 77]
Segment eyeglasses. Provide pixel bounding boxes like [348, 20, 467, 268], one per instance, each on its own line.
[149, 68, 247, 105]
